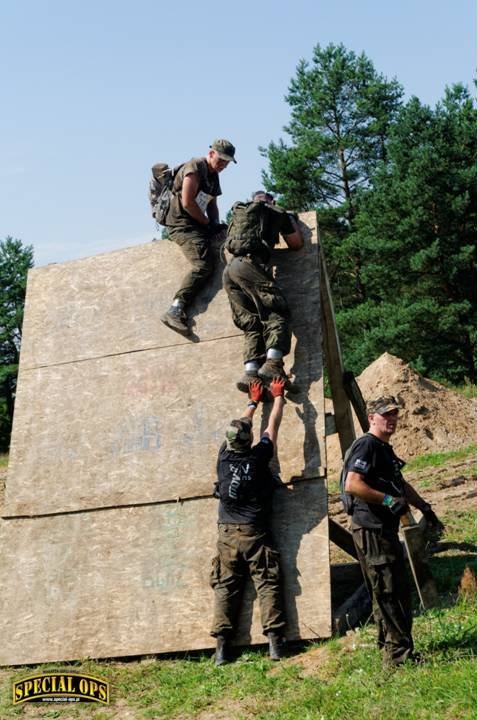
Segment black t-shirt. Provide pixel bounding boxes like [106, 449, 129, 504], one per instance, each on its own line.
[215, 436, 275, 524]
[345, 433, 405, 531]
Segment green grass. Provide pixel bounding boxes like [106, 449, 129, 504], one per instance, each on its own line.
[0, 453, 8, 470]
[405, 443, 477, 473]
[1, 452, 476, 719]
[1, 597, 476, 719]
[430, 509, 477, 595]
[439, 379, 477, 399]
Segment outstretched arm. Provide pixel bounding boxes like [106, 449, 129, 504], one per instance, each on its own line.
[282, 215, 303, 251]
[402, 480, 444, 530]
[263, 377, 286, 447]
[242, 379, 264, 422]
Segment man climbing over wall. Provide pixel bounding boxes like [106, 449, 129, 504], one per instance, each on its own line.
[344, 395, 444, 668]
[223, 191, 303, 392]
[210, 377, 287, 665]
[161, 139, 236, 335]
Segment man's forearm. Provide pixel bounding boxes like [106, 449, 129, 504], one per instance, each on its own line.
[183, 199, 209, 225]
[265, 396, 284, 446]
[242, 403, 257, 422]
[402, 480, 429, 512]
[206, 201, 219, 224]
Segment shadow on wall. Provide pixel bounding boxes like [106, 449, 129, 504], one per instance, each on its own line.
[233, 479, 328, 645]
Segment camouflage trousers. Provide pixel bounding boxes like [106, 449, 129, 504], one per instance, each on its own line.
[209, 523, 285, 638]
[352, 526, 414, 666]
[168, 226, 214, 306]
[223, 257, 291, 363]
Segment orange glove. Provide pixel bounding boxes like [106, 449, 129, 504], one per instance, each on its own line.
[270, 376, 286, 398]
[249, 379, 263, 403]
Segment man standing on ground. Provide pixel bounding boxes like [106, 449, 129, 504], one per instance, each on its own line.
[344, 395, 443, 668]
[210, 377, 287, 665]
[223, 191, 303, 391]
[161, 139, 236, 335]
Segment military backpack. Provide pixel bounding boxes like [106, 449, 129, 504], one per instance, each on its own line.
[225, 200, 271, 258]
[148, 162, 183, 227]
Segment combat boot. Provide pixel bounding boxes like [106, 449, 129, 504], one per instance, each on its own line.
[258, 359, 287, 382]
[161, 305, 189, 335]
[268, 632, 284, 661]
[214, 635, 230, 666]
[258, 359, 300, 395]
[236, 369, 259, 393]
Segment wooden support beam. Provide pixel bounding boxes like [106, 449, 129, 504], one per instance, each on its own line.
[342, 370, 369, 433]
[333, 582, 372, 636]
[319, 244, 355, 456]
[328, 518, 358, 560]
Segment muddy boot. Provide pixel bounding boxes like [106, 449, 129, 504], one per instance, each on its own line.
[236, 370, 259, 393]
[214, 635, 230, 666]
[258, 360, 300, 394]
[161, 305, 189, 335]
[268, 632, 284, 661]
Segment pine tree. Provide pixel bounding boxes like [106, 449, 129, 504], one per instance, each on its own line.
[339, 85, 477, 381]
[0, 237, 34, 449]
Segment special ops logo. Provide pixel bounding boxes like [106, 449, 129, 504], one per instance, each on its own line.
[13, 673, 109, 705]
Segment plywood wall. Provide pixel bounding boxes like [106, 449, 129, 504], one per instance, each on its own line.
[0, 212, 329, 665]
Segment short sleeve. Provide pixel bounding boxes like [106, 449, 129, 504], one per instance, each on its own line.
[182, 159, 200, 177]
[254, 436, 274, 463]
[346, 438, 374, 476]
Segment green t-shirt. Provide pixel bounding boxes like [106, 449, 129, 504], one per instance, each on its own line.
[167, 157, 222, 228]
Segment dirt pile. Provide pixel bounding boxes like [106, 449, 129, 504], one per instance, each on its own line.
[326, 353, 477, 474]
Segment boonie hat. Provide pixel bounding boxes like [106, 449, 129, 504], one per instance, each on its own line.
[366, 395, 401, 415]
[225, 418, 252, 452]
[210, 138, 237, 164]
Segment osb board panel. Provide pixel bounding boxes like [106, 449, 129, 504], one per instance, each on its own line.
[19, 213, 318, 370]
[6, 334, 324, 517]
[4, 213, 326, 516]
[0, 480, 330, 665]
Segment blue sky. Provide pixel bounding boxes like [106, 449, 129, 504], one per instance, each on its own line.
[1, 0, 476, 267]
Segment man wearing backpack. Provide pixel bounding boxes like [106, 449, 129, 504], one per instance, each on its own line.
[223, 191, 303, 391]
[344, 395, 443, 668]
[210, 377, 287, 665]
[161, 139, 236, 335]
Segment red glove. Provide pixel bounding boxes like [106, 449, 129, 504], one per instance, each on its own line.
[249, 379, 263, 403]
[270, 377, 286, 398]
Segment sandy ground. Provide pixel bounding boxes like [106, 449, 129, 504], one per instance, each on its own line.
[326, 352, 477, 477]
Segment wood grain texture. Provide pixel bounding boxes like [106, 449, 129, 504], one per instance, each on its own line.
[6, 213, 324, 516]
[1, 212, 331, 664]
[0, 479, 330, 665]
[6, 333, 324, 516]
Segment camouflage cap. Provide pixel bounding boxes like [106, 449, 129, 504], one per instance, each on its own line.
[366, 395, 401, 415]
[225, 418, 252, 452]
[210, 138, 237, 164]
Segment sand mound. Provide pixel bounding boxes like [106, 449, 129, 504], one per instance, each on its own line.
[326, 353, 477, 474]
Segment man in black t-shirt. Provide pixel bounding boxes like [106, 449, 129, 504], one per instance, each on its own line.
[344, 395, 443, 667]
[161, 139, 236, 335]
[223, 191, 303, 391]
[210, 377, 286, 665]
